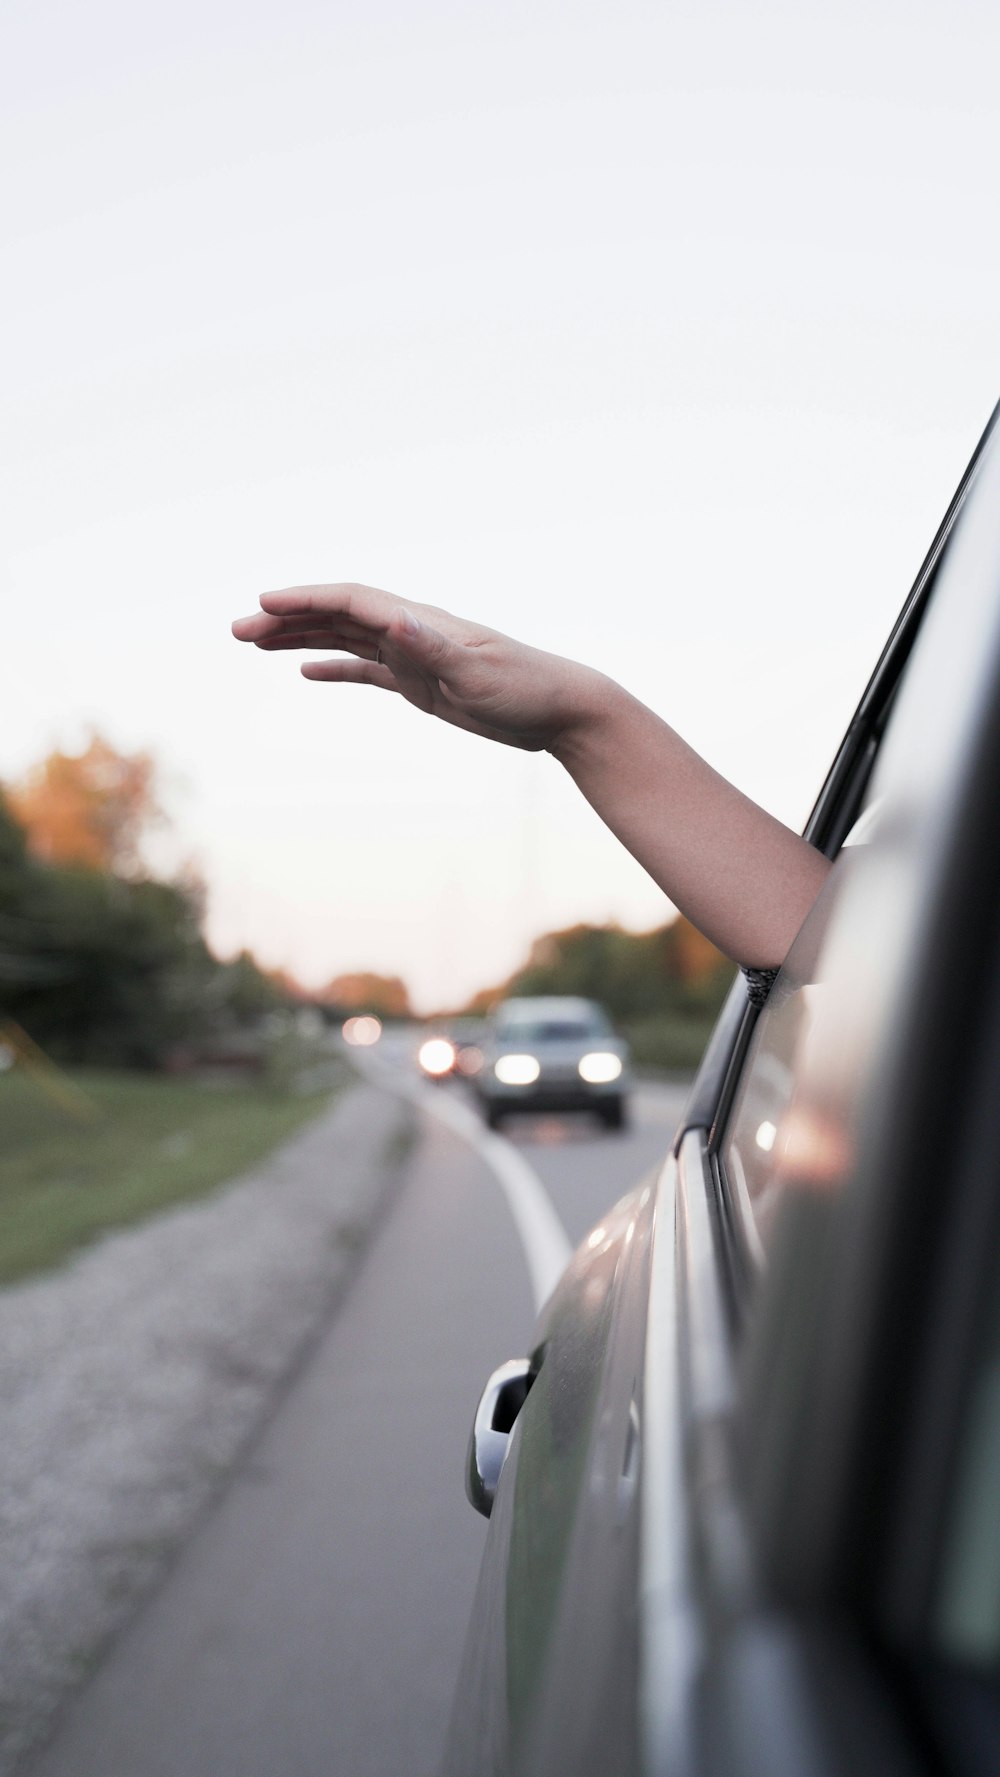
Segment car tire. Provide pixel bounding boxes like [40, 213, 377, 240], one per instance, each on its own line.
[601, 1098, 627, 1132]
[485, 1104, 506, 1132]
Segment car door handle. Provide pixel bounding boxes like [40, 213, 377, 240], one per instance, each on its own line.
[466, 1357, 535, 1518]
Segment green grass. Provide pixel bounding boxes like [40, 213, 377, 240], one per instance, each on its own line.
[0, 1062, 344, 1287]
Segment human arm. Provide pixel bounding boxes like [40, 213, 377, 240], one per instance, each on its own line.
[232, 584, 831, 969]
[547, 677, 830, 969]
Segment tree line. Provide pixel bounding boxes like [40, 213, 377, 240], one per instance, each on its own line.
[0, 738, 283, 1069]
[1, 733, 734, 1070]
[461, 915, 734, 1025]
[458, 918, 735, 1071]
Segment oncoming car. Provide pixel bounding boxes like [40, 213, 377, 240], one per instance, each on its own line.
[445, 402, 1000, 1776]
[417, 1020, 488, 1083]
[416, 1032, 457, 1081]
[476, 996, 631, 1131]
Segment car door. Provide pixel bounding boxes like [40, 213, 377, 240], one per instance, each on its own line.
[444, 399, 1000, 1777]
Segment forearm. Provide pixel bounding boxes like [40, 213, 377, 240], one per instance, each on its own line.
[234, 585, 831, 965]
[550, 675, 831, 969]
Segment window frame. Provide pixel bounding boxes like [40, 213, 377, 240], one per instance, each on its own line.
[701, 402, 1000, 1279]
[724, 401, 1000, 1774]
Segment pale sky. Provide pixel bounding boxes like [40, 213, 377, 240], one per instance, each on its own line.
[4, 0, 999, 1010]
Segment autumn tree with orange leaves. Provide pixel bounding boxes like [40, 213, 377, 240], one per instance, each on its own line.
[319, 971, 412, 1019]
[8, 734, 161, 878]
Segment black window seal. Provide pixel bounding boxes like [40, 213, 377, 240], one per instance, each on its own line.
[806, 397, 1000, 859]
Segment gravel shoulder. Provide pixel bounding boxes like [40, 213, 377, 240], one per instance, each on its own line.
[0, 1077, 412, 1776]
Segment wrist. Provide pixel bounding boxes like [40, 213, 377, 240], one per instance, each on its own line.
[547, 671, 633, 770]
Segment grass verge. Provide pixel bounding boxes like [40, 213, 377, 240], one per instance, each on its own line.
[0, 1062, 344, 1287]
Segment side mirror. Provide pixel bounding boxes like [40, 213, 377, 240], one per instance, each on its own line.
[466, 1358, 535, 1518]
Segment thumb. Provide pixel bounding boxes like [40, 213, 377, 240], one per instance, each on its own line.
[387, 606, 461, 681]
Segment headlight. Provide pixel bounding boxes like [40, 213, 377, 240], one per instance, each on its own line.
[494, 1053, 541, 1085]
[342, 1015, 382, 1047]
[578, 1051, 622, 1084]
[419, 1037, 456, 1077]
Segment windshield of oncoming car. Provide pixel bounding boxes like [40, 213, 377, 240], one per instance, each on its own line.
[494, 1017, 610, 1044]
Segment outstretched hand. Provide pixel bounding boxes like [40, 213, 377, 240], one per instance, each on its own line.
[232, 584, 605, 753]
[232, 581, 832, 968]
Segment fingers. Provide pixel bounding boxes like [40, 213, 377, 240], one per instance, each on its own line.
[258, 583, 398, 626]
[300, 658, 399, 690]
[235, 584, 472, 643]
[232, 612, 276, 640]
[243, 612, 376, 640]
[253, 630, 381, 657]
[233, 586, 496, 723]
[233, 585, 407, 655]
[233, 593, 466, 676]
[232, 610, 376, 644]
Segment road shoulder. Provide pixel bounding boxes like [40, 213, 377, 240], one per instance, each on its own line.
[0, 1079, 412, 1777]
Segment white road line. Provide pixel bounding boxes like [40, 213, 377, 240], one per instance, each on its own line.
[416, 1087, 573, 1312]
[351, 1053, 573, 1313]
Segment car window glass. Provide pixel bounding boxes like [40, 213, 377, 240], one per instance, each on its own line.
[936, 1282, 1000, 1666]
[720, 817, 876, 1256]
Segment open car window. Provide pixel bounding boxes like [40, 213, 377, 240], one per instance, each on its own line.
[718, 403, 1000, 1268]
[720, 796, 881, 1260]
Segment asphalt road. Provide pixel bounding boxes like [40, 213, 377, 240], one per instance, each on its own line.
[24, 1055, 690, 1777]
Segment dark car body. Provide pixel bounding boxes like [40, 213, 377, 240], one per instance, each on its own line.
[445, 402, 1000, 1776]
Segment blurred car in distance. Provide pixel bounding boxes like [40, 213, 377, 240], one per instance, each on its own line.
[449, 1017, 488, 1080]
[416, 1019, 489, 1083]
[340, 1014, 382, 1047]
[445, 400, 1000, 1776]
[416, 1033, 457, 1081]
[476, 995, 631, 1131]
